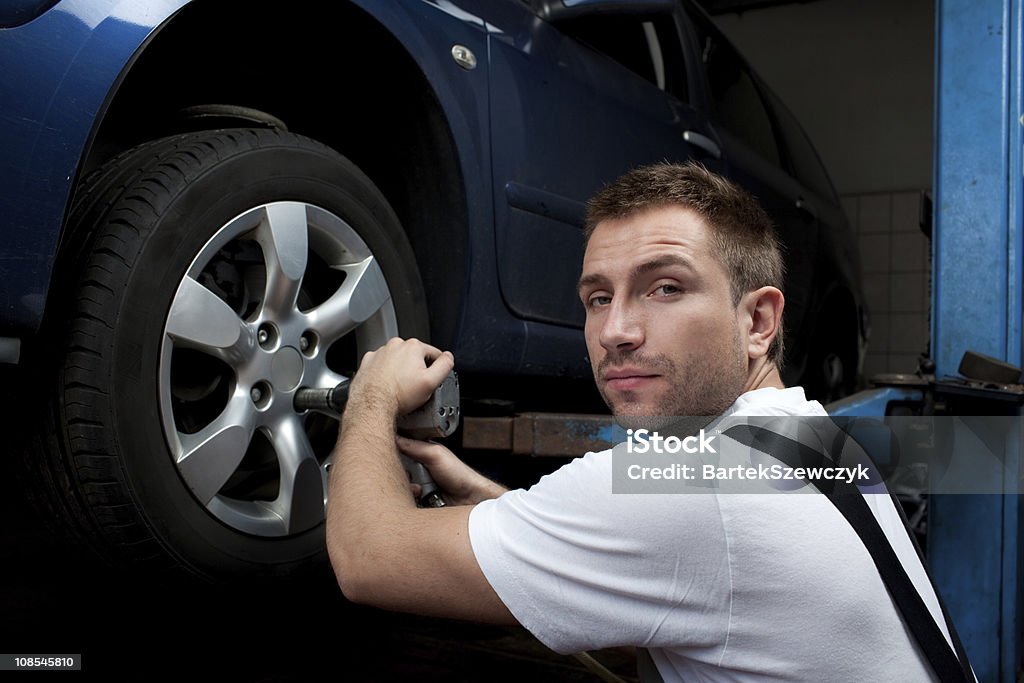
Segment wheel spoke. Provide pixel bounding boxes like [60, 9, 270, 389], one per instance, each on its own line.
[167, 276, 248, 359]
[320, 368, 349, 390]
[257, 202, 309, 316]
[160, 198, 400, 538]
[307, 256, 391, 343]
[267, 414, 326, 533]
[175, 392, 256, 505]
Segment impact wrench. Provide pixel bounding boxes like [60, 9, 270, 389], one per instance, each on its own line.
[293, 370, 460, 508]
[298, 372, 629, 683]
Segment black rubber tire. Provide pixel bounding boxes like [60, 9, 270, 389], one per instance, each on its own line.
[29, 128, 428, 581]
[802, 303, 859, 404]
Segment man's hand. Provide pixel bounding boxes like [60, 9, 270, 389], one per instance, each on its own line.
[397, 436, 508, 506]
[349, 337, 455, 416]
[327, 336, 516, 625]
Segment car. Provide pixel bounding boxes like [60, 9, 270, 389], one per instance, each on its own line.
[0, 0, 867, 580]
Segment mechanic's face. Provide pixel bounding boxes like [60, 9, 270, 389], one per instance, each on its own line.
[579, 206, 749, 421]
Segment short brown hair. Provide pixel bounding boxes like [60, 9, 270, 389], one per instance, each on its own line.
[584, 161, 785, 364]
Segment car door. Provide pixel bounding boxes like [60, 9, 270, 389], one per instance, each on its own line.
[680, 1, 820, 356]
[486, 1, 721, 330]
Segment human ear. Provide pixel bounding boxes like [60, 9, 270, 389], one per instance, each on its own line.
[740, 286, 784, 359]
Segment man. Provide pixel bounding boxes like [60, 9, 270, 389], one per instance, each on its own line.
[326, 162, 963, 681]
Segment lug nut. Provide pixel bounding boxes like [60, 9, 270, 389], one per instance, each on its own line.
[299, 330, 318, 356]
[250, 381, 272, 408]
[257, 323, 279, 350]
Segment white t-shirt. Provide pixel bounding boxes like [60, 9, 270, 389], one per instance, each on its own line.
[468, 387, 957, 682]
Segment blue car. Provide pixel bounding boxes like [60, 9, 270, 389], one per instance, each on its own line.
[0, 0, 867, 578]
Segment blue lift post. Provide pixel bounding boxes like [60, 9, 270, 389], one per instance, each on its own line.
[831, 0, 1023, 680]
[932, 0, 1022, 681]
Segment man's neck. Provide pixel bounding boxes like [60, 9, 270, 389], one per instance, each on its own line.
[743, 359, 785, 394]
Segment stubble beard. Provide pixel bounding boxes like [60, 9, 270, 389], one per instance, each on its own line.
[598, 331, 748, 431]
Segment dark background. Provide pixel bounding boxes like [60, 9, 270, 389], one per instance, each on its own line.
[0, 364, 636, 682]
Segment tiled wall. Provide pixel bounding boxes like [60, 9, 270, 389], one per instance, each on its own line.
[841, 191, 932, 381]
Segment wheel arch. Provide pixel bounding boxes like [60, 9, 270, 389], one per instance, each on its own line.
[72, 0, 471, 350]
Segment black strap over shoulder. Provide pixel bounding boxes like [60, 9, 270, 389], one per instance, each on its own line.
[722, 424, 974, 683]
[635, 647, 665, 683]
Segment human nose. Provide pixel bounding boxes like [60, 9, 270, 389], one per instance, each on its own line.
[598, 300, 644, 352]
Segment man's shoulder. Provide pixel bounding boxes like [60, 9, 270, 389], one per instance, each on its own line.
[727, 386, 828, 417]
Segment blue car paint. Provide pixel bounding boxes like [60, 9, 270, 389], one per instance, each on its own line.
[0, 0, 60, 27]
[0, 0, 539, 374]
[0, 0, 189, 336]
[0, 0, 862, 386]
[0, 0, 578, 376]
[0, 0, 474, 329]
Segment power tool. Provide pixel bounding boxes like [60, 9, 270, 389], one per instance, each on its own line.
[293, 370, 460, 508]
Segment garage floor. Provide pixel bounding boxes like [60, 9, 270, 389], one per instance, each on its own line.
[0, 370, 638, 682]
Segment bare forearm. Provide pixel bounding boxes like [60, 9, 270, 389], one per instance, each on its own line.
[395, 436, 510, 505]
[326, 392, 414, 586]
[323, 339, 514, 623]
[468, 477, 508, 503]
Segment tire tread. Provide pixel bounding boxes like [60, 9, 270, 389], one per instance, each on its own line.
[25, 128, 411, 579]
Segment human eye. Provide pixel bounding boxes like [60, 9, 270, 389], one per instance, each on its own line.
[651, 282, 682, 297]
[586, 292, 612, 309]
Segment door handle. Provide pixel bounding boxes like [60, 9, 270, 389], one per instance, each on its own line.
[682, 130, 722, 159]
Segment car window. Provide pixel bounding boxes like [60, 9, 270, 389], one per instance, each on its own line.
[556, 14, 688, 101]
[762, 87, 839, 203]
[687, 9, 780, 167]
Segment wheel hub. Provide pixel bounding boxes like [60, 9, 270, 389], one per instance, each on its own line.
[270, 346, 304, 392]
[159, 201, 399, 537]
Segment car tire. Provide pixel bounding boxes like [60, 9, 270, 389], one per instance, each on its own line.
[29, 128, 428, 580]
[802, 301, 859, 405]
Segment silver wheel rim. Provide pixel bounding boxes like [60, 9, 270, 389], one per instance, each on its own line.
[159, 201, 398, 537]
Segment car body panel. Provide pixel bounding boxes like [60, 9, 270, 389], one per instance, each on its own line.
[489, 2, 716, 326]
[0, 0, 189, 335]
[0, 0, 867, 578]
[0, 0, 865, 387]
